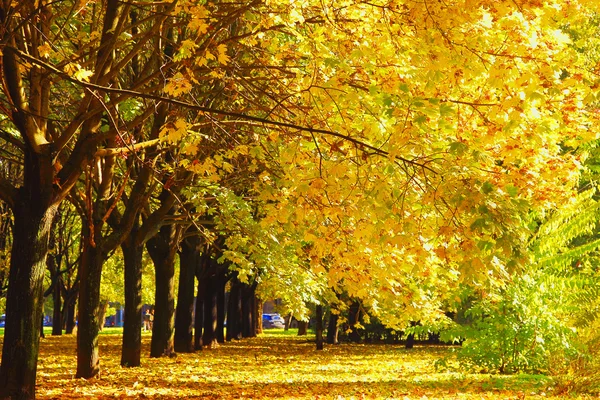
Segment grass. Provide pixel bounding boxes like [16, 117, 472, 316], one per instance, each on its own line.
[0, 329, 593, 399]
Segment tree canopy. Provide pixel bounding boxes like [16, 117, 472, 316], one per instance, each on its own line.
[2, 0, 600, 398]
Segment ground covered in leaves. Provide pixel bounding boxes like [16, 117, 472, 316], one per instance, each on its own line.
[5, 329, 592, 399]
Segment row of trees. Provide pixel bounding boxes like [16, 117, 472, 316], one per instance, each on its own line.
[2, 0, 600, 398]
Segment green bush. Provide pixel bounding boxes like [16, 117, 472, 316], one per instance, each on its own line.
[452, 274, 581, 374]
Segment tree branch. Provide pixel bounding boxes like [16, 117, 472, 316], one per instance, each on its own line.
[95, 138, 161, 157]
[0, 129, 25, 151]
[14, 49, 439, 175]
[0, 176, 17, 209]
[2, 46, 50, 153]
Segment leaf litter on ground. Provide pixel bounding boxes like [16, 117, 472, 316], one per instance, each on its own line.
[11, 329, 594, 399]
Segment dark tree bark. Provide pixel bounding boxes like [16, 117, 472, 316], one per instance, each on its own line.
[0, 202, 10, 298]
[52, 277, 63, 336]
[46, 229, 63, 337]
[194, 278, 205, 350]
[315, 305, 324, 350]
[76, 167, 139, 378]
[297, 320, 308, 336]
[348, 301, 362, 343]
[0, 0, 58, 392]
[326, 311, 339, 345]
[114, 6, 175, 367]
[60, 261, 79, 335]
[0, 193, 57, 399]
[63, 287, 78, 334]
[120, 221, 144, 366]
[202, 265, 219, 348]
[255, 297, 263, 336]
[76, 225, 106, 378]
[216, 269, 227, 343]
[284, 313, 293, 331]
[98, 301, 109, 331]
[241, 281, 257, 338]
[174, 236, 199, 353]
[226, 277, 243, 341]
[405, 332, 415, 349]
[75, 0, 137, 379]
[147, 222, 179, 358]
[405, 322, 417, 349]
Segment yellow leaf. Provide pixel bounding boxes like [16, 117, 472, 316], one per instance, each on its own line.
[175, 39, 198, 61]
[159, 119, 189, 143]
[65, 63, 94, 82]
[38, 43, 51, 58]
[216, 44, 230, 65]
[164, 72, 193, 96]
[182, 142, 198, 155]
[74, 68, 94, 82]
[222, 161, 234, 173]
[189, 19, 209, 34]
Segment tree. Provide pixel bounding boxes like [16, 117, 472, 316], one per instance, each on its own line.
[45, 203, 80, 336]
[146, 208, 182, 358]
[245, 0, 600, 330]
[0, 0, 180, 393]
[174, 234, 200, 353]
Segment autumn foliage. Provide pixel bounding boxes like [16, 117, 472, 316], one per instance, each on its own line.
[28, 330, 563, 399]
[2, 0, 600, 399]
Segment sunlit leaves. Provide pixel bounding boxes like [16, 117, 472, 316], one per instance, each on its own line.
[73, 0, 600, 334]
[159, 119, 190, 143]
[216, 44, 230, 65]
[221, 0, 600, 328]
[164, 73, 194, 97]
[64, 63, 93, 82]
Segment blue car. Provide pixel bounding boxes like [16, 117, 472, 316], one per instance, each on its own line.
[262, 313, 285, 329]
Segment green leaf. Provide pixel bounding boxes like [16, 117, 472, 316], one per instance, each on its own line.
[449, 141, 468, 156]
[505, 185, 518, 197]
[439, 103, 455, 116]
[481, 181, 494, 195]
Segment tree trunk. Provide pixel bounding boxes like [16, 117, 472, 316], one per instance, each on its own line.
[255, 297, 263, 336]
[284, 313, 293, 331]
[174, 236, 198, 353]
[405, 332, 415, 349]
[241, 282, 256, 338]
[202, 267, 218, 348]
[147, 224, 178, 358]
[315, 305, 324, 350]
[297, 320, 308, 336]
[216, 270, 227, 343]
[46, 228, 63, 337]
[405, 322, 417, 349]
[52, 276, 63, 336]
[194, 279, 205, 350]
[97, 301, 109, 332]
[76, 232, 105, 378]
[64, 289, 77, 334]
[120, 228, 144, 366]
[0, 199, 57, 400]
[226, 277, 242, 341]
[326, 312, 339, 345]
[348, 301, 362, 343]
